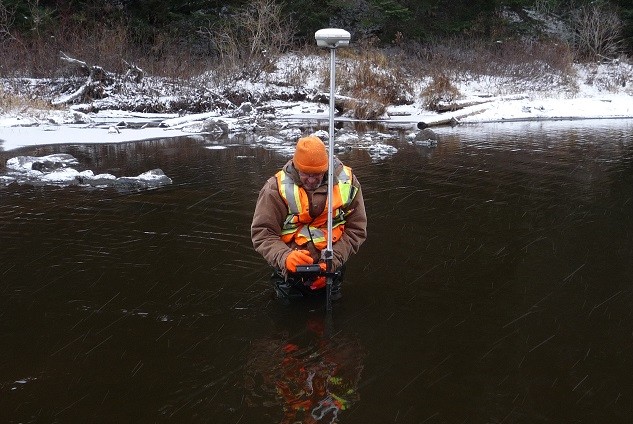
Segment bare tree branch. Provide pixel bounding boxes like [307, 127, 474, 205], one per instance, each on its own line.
[0, 0, 14, 42]
[570, 1, 622, 60]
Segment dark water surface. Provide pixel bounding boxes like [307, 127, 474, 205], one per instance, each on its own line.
[1, 120, 633, 423]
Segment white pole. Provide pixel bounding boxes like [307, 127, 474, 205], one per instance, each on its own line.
[326, 47, 335, 259]
[325, 47, 336, 311]
[314, 28, 349, 311]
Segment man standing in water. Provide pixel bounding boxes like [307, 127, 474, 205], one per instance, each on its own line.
[251, 135, 367, 300]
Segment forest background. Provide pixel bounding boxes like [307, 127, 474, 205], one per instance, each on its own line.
[0, 0, 632, 117]
[2, 0, 632, 75]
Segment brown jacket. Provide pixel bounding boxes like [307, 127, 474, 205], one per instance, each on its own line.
[251, 158, 367, 272]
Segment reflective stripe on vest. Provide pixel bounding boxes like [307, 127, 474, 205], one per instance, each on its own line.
[276, 166, 356, 249]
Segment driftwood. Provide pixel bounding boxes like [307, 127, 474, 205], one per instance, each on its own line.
[433, 94, 528, 113]
[51, 74, 99, 106]
[122, 59, 144, 83]
[52, 52, 144, 106]
[434, 99, 492, 113]
[52, 51, 113, 105]
[58, 51, 111, 81]
[418, 94, 530, 128]
[417, 116, 460, 129]
[58, 52, 90, 75]
[418, 106, 490, 128]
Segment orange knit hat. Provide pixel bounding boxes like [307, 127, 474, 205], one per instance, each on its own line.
[293, 136, 328, 174]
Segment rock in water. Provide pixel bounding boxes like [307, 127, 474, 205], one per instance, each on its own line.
[6, 153, 79, 172]
[414, 128, 439, 146]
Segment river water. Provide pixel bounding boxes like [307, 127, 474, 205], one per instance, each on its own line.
[1, 120, 632, 423]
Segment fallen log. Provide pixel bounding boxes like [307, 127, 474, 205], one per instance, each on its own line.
[51, 75, 94, 106]
[417, 116, 460, 129]
[418, 106, 488, 128]
[434, 99, 492, 113]
[52, 51, 114, 105]
[59, 51, 90, 75]
[434, 94, 529, 113]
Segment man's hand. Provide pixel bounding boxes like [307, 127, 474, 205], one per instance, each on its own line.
[310, 276, 327, 290]
[285, 249, 313, 273]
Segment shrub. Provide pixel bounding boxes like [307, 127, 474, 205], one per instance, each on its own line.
[343, 95, 387, 120]
[420, 73, 460, 110]
[198, 0, 295, 84]
[335, 45, 412, 119]
[0, 84, 59, 112]
[569, 0, 623, 60]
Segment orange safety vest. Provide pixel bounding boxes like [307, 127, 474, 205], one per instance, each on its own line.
[276, 166, 356, 250]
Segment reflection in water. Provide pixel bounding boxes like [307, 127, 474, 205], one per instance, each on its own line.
[1, 119, 633, 423]
[245, 310, 364, 423]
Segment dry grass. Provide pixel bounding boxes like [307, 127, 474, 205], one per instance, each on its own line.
[397, 36, 579, 107]
[420, 73, 461, 110]
[582, 58, 633, 93]
[0, 19, 210, 79]
[0, 86, 59, 113]
[343, 95, 388, 121]
[402, 36, 575, 82]
[335, 47, 413, 119]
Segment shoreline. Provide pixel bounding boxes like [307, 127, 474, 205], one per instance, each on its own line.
[2, 111, 633, 154]
[2, 85, 633, 152]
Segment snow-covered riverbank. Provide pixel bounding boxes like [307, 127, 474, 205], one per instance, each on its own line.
[1, 56, 632, 153]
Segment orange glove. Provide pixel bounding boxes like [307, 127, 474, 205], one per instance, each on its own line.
[285, 249, 313, 273]
[310, 276, 327, 290]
